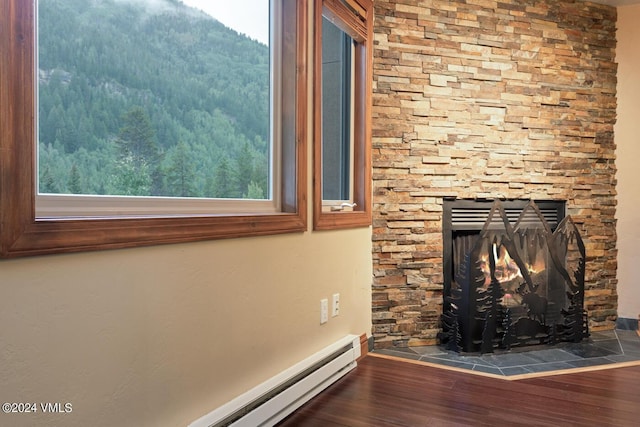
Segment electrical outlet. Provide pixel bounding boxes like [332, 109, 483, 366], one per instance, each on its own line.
[320, 299, 329, 324]
[331, 293, 340, 317]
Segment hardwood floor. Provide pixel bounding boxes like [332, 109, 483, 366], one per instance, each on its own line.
[277, 354, 640, 426]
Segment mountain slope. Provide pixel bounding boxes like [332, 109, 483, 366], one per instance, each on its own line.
[38, 0, 270, 198]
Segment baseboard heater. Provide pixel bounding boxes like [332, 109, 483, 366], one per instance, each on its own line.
[189, 335, 361, 427]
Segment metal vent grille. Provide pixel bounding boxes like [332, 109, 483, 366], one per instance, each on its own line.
[445, 200, 565, 231]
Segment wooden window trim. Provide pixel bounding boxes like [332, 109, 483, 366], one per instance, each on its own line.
[313, 0, 373, 231]
[0, 0, 308, 258]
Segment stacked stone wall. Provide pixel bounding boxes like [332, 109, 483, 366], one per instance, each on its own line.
[371, 0, 618, 348]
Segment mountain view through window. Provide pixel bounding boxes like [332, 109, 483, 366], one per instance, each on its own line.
[38, 0, 270, 200]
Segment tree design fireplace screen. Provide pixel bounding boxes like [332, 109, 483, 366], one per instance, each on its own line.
[440, 200, 588, 353]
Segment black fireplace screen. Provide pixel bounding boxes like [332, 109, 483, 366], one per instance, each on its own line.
[440, 200, 588, 353]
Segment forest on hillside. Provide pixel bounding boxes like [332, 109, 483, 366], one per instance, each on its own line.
[38, 0, 270, 199]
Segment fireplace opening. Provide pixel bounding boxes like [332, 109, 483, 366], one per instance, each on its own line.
[440, 199, 588, 353]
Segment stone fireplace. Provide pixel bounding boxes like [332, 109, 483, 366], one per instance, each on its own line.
[440, 199, 588, 353]
[371, 0, 617, 350]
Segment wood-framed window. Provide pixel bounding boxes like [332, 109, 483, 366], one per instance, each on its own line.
[0, 0, 309, 258]
[313, 0, 373, 230]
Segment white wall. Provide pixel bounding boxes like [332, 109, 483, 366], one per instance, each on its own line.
[615, 4, 640, 319]
[0, 227, 372, 427]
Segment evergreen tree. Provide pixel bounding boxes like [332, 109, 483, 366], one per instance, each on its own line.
[251, 145, 269, 199]
[166, 141, 197, 197]
[213, 156, 233, 198]
[113, 155, 152, 196]
[115, 107, 161, 195]
[39, 165, 58, 194]
[68, 163, 82, 194]
[235, 142, 255, 197]
[116, 107, 158, 166]
[244, 180, 265, 199]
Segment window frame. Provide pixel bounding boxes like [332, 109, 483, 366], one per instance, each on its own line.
[320, 15, 355, 206]
[0, 0, 308, 258]
[313, 0, 373, 230]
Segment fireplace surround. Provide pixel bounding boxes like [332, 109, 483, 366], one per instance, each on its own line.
[370, 0, 617, 350]
[440, 199, 588, 353]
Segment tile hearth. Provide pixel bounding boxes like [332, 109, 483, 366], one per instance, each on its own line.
[373, 329, 640, 378]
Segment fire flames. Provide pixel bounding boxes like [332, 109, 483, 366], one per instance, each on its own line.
[479, 244, 545, 286]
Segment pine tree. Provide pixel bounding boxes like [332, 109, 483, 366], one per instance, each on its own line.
[113, 155, 152, 196]
[213, 156, 233, 198]
[68, 163, 82, 194]
[244, 181, 265, 199]
[116, 107, 161, 195]
[235, 142, 255, 198]
[166, 141, 197, 197]
[39, 165, 58, 194]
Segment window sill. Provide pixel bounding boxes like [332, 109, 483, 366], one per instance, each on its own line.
[313, 210, 371, 231]
[2, 212, 306, 258]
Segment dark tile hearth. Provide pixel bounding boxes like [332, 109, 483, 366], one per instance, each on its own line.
[373, 329, 640, 378]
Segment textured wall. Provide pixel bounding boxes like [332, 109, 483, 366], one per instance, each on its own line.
[371, 0, 618, 348]
[615, 4, 640, 321]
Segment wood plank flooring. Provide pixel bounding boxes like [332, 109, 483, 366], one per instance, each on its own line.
[277, 354, 640, 427]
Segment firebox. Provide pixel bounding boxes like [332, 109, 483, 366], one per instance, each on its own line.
[440, 199, 588, 353]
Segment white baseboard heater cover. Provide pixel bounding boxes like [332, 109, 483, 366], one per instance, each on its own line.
[189, 334, 361, 427]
